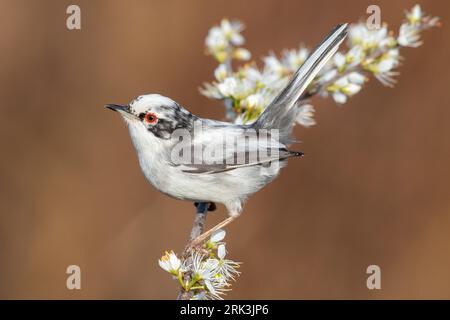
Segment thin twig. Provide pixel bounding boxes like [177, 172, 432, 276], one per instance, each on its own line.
[176, 202, 209, 300]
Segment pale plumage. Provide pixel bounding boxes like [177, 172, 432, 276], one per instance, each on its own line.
[106, 24, 348, 243]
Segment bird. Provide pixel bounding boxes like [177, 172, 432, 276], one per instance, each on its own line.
[106, 23, 348, 246]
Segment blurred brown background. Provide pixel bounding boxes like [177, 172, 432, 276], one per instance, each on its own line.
[0, 0, 449, 299]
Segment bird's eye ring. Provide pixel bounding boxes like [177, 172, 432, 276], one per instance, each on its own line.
[144, 112, 158, 124]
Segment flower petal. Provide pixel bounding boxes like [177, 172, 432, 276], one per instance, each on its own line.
[210, 229, 226, 242]
[218, 244, 226, 259]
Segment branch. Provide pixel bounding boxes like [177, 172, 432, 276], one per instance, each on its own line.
[176, 202, 209, 300]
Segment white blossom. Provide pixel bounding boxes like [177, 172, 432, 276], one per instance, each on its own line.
[319, 68, 338, 83]
[206, 27, 227, 51]
[200, 5, 438, 123]
[218, 77, 254, 99]
[205, 19, 248, 63]
[406, 4, 423, 25]
[296, 104, 316, 127]
[282, 47, 309, 71]
[191, 253, 214, 281]
[398, 23, 422, 48]
[348, 72, 366, 85]
[158, 251, 181, 275]
[189, 252, 235, 300]
[348, 23, 389, 50]
[214, 64, 228, 81]
[216, 244, 241, 282]
[210, 229, 226, 243]
[345, 45, 365, 66]
[216, 77, 237, 97]
[241, 92, 271, 111]
[329, 75, 363, 104]
[199, 82, 223, 99]
[333, 52, 346, 70]
[263, 55, 285, 76]
[220, 19, 244, 46]
[217, 244, 226, 259]
[160, 228, 240, 300]
[374, 70, 400, 87]
[332, 91, 348, 104]
[188, 254, 227, 299]
[366, 49, 400, 87]
[233, 48, 251, 61]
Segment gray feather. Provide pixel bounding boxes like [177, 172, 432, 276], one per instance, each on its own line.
[253, 23, 348, 143]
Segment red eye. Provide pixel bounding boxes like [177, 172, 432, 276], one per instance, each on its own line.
[144, 112, 158, 124]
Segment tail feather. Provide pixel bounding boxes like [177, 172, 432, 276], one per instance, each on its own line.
[253, 24, 348, 143]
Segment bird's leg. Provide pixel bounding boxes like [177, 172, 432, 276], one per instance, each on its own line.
[189, 215, 238, 247]
[194, 202, 217, 212]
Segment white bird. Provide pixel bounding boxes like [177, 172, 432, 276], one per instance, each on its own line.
[106, 24, 348, 245]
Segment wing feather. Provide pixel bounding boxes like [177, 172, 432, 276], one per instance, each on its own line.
[170, 124, 299, 174]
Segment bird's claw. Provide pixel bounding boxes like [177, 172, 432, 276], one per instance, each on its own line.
[184, 239, 209, 255]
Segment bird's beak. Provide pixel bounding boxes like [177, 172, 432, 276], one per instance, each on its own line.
[105, 104, 127, 112]
[105, 104, 137, 120]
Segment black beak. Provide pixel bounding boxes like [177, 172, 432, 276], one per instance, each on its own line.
[105, 104, 127, 112]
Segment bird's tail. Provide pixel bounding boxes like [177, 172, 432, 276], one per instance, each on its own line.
[253, 24, 348, 143]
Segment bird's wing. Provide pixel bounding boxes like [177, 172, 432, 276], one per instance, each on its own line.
[169, 124, 299, 174]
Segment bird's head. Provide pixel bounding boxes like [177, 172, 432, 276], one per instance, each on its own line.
[106, 94, 196, 139]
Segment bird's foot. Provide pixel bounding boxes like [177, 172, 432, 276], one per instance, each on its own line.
[188, 216, 237, 249]
[184, 241, 209, 255]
